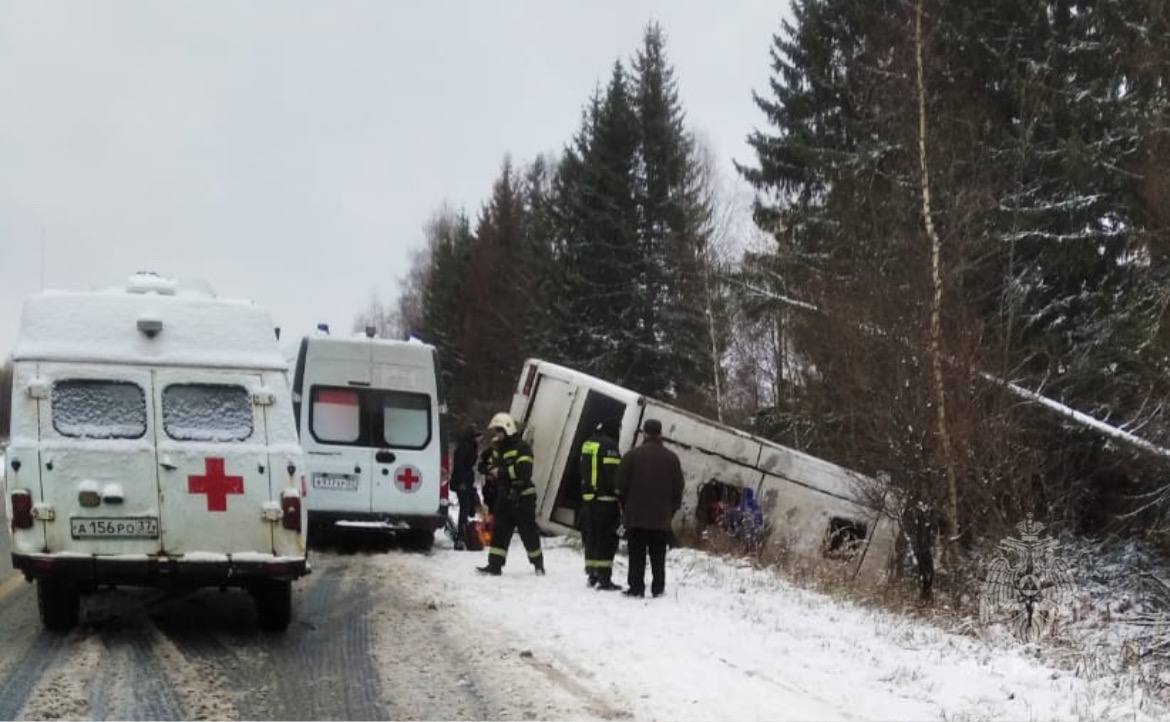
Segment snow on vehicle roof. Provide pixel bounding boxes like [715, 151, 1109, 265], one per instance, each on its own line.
[13, 279, 286, 371]
[305, 334, 437, 366]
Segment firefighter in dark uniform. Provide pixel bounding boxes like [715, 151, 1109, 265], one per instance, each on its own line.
[579, 418, 623, 590]
[476, 412, 545, 576]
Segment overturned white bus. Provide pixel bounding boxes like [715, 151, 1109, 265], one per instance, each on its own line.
[508, 359, 897, 584]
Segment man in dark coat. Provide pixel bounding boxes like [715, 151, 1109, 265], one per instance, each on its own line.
[451, 425, 481, 551]
[578, 418, 623, 590]
[615, 418, 684, 598]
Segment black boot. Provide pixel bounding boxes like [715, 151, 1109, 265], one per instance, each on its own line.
[586, 573, 598, 588]
[596, 578, 622, 591]
[476, 564, 501, 576]
[534, 562, 546, 576]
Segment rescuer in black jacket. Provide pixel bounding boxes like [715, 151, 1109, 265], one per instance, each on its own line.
[476, 412, 544, 576]
[578, 418, 623, 590]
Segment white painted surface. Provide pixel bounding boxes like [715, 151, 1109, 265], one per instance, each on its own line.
[296, 335, 442, 520]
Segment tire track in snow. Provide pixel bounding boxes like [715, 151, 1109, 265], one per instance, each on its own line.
[518, 655, 632, 720]
[0, 634, 70, 721]
[716, 655, 865, 722]
[16, 632, 103, 720]
[369, 576, 493, 720]
[0, 584, 70, 722]
[82, 591, 187, 721]
[149, 594, 248, 721]
[244, 561, 388, 720]
[149, 564, 389, 721]
[367, 549, 624, 721]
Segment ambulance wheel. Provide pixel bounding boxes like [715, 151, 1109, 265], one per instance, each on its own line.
[252, 580, 292, 632]
[37, 578, 80, 632]
[402, 529, 434, 552]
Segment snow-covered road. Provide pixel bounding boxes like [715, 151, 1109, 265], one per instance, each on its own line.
[0, 528, 1163, 721]
[396, 534, 1165, 722]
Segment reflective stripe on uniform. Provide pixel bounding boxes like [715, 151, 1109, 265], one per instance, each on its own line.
[581, 440, 600, 491]
[595, 495, 618, 502]
[527, 548, 543, 559]
[488, 546, 508, 557]
[584, 559, 613, 568]
[521, 487, 537, 496]
[581, 493, 595, 501]
[602, 457, 621, 465]
[506, 452, 533, 481]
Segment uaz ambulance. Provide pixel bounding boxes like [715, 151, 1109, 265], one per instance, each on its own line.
[290, 332, 447, 548]
[2, 275, 308, 631]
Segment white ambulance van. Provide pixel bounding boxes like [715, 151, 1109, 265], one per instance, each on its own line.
[1, 274, 308, 631]
[291, 333, 447, 549]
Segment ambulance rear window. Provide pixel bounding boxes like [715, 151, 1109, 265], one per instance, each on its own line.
[52, 379, 147, 439]
[381, 391, 431, 449]
[162, 384, 253, 442]
[311, 387, 362, 444]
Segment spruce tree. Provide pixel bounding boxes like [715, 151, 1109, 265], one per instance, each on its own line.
[456, 159, 530, 415]
[551, 65, 643, 386]
[419, 206, 474, 409]
[517, 156, 559, 362]
[632, 23, 712, 401]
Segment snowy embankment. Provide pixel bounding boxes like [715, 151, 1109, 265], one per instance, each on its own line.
[382, 533, 1164, 722]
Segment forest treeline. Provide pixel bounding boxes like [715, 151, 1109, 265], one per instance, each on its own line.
[362, 3, 1170, 548]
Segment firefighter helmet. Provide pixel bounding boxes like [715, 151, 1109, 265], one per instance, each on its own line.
[488, 412, 517, 436]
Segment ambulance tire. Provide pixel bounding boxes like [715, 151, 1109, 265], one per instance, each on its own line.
[401, 529, 434, 552]
[37, 578, 80, 632]
[252, 579, 292, 632]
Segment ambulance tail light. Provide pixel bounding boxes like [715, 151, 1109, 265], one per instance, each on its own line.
[440, 454, 450, 502]
[281, 492, 302, 533]
[11, 489, 34, 529]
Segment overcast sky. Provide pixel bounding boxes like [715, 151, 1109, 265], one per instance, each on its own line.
[0, 1, 784, 359]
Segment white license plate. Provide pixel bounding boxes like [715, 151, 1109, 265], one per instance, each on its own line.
[313, 473, 360, 491]
[71, 516, 159, 539]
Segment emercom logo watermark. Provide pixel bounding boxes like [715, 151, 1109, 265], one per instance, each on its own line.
[979, 514, 1076, 642]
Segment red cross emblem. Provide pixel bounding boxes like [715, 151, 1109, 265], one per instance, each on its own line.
[395, 465, 422, 493]
[188, 457, 244, 512]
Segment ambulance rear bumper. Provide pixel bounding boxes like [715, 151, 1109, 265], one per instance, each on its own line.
[309, 510, 445, 531]
[13, 552, 309, 585]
